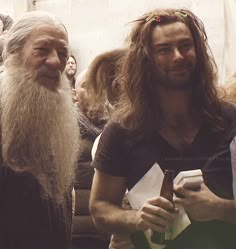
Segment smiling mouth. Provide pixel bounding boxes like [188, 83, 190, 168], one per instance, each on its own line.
[171, 65, 192, 74]
[172, 69, 188, 75]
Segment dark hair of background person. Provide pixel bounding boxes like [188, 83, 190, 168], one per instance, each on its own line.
[68, 54, 77, 88]
[112, 8, 226, 134]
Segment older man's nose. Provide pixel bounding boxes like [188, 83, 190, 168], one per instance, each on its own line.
[46, 49, 61, 69]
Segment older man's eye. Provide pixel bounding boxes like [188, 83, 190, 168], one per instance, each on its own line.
[59, 51, 67, 58]
[56, 47, 67, 57]
[35, 47, 49, 54]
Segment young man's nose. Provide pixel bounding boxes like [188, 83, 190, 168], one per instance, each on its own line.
[172, 48, 184, 61]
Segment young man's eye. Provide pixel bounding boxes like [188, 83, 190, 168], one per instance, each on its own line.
[160, 48, 170, 52]
[180, 42, 193, 51]
[156, 47, 170, 54]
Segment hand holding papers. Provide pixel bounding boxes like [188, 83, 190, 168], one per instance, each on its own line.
[127, 163, 203, 249]
[174, 169, 203, 190]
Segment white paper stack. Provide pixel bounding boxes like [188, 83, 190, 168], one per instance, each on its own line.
[174, 169, 203, 189]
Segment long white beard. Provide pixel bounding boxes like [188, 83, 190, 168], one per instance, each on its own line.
[0, 55, 80, 205]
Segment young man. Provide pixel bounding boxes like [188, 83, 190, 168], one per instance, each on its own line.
[89, 8, 236, 249]
[0, 11, 79, 249]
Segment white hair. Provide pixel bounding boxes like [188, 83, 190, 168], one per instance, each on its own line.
[0, 52, 79, 206]
[2, 11, 67, 61]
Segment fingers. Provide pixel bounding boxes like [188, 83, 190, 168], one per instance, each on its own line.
[148, 196, 175, 211]
[138, 209, 175, 233]
[137, 197, 176, 232]
[142, 204, 175, 222]
[174, 183, 202, 198]
[173, 183, 207, 207]
[173, 184, 196, 206]
[138, 215, 167, 233]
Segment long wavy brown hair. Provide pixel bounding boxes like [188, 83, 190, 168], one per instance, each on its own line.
[85, 48, 127, 105]
[113, 8, 225, 134]
[80, 48, 127, 125]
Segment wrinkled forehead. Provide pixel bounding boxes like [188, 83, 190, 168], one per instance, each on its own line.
[27, 23, 68, 47]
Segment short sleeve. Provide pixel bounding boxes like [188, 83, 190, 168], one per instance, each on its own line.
[91, 122, 129, 176]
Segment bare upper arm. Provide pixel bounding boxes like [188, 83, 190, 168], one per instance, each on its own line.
[90, 169, 127, 207]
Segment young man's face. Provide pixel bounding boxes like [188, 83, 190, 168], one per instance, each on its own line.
[65, 56, 77, 78]
[21, 24, 69, 91]
[151, 21, 197, 90]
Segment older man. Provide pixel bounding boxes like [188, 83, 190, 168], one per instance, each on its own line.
[0, 11, 79, 249]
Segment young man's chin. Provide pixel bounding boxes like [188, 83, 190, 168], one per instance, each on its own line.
[160, 80, 192, 91]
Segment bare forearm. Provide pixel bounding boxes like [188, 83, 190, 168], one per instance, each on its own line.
[90, 200, 138, 234]
[216, 199, 236, 224]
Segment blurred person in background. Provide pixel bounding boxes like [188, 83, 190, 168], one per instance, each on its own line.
[72, 48, 126, 243]
[0, 12, 13, 34]
[65, 54, 77, 89]
[0, 13, 13, 65]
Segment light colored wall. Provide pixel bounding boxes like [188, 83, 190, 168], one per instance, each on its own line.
[0, 0, 14, 17]
[34, 0, 231, 82]
[1, 0, 236, 82]
[223, 0, 236, 82]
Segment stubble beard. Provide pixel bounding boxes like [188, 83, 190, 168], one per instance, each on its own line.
[155, 63, 196, 91]
[66, 69, 76, 78]
[158, 73, 194, 91]
[1, 54, 80, 206]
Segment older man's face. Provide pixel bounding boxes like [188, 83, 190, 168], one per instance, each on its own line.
[21, 24, 69, 91]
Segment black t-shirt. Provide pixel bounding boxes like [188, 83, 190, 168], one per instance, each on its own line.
[92, 103, 236, 249]
[0, 166, 72, 249]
